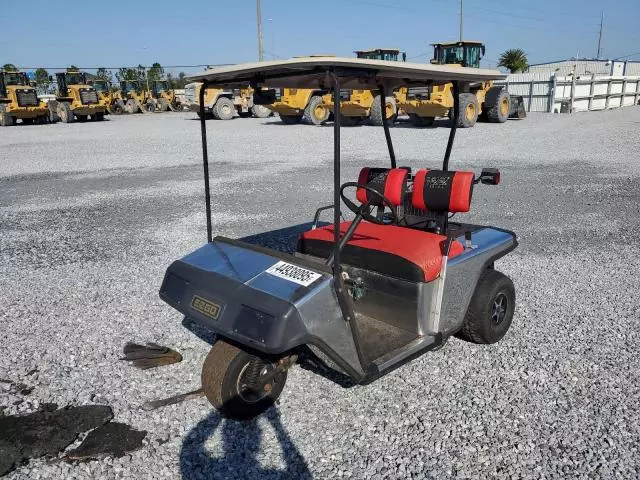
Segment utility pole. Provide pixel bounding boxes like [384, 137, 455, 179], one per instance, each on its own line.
[459, 0, 464, 42]
[596, 10, 603, 59]
[257, 0, 264, 61]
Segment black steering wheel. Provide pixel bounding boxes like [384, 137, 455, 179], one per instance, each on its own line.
[339, 182, 398, 225]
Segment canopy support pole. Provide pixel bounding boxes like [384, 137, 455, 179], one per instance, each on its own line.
[378, 85, 396, 168]
[442, 81, 460, 171]
[199, 82, 213, 243]
[331, 72, 342, 273]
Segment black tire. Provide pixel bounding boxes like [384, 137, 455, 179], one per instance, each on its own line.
[22, 118, 35, 125]
[146, 101, 156, 113]
[213, 96, 235, 120]
[369, 94, 397, 126]
[93, 112, 105, 121]
[112, 100, 125, 114]
[238, 111, 252, 118]
[484, 86, 510, 123]
[451, 93, 479, 128]
[57, 102, 74, 123]
[409, 114, 435, 127]
[460, 269, 516, 344]
[251, 104, 271, 118]
[125, 99, 139, 114]
[75, 114, 88, 122]
[36, 115, 49, 125]
[0, 105, 15, 126]
[201, 340, 287, 421]
[279, 115, 302, 124]
[302, 95, 329, 125]
[340, 115, 363, 127]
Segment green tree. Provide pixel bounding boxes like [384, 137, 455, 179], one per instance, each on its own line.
[34, 68, 49, 85]
[2, 63, 17, 71]
[95, 67, 113, 82]
[69, 64, 79, 70]
[147, 62, 164, 83]
[497, 49, 529, 73]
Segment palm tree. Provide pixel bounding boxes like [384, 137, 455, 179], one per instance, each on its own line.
[497, 49, 529, 73]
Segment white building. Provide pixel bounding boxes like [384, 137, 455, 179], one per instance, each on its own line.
[528, 59, 640, 76]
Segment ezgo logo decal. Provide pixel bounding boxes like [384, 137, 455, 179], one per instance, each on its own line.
[191, 295, 222, 320]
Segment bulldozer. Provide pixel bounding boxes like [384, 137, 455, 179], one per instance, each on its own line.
[397, 41, 526, 128]
[187, 83, 271, 120]
[54, 69, 107, 123]
[322, 48, 403, 126]
[148, 80, 182, 112]
[89, 79, 125, 114]
[0, 70, 52, 126]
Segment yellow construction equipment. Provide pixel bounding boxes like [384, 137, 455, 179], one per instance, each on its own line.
[398, 41, 525, 128]
[148, 80, 183, 112]
[269, 88, 329, 125]
[187, 83, 271, 120]
[89, 79, 125, 114]
[120, 80, 150, 114]
[323, 48, 402, 126]
[0, 70, 52, 126]
[54, 69, 107, 123]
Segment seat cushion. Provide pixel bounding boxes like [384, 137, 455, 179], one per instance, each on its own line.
[297, 221, 464, 282]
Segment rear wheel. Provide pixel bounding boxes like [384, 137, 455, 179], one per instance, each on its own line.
[251, 104, 271, 118]
[0, 105, 15, 127]
[409, 114, 435, 127]
[370, 94, 397, 126]
[303, 95, 329, 125]
[279, 114, 302, 124]
[238, 111, 252, 118]
[201, 340, 287, 420]
[460, 269, 515, 344]
[213, 97, 235, 120]
[57, 102, 74, 123]
[158, 98, 170, 112]
[146, 100, 156, 113]
[93, 112, 105, 121]
[112, 100, 125, 114]
[75, 115, 88, 122]
[125, 99, 139, 114]
[484, 86, 510, 123]
[451, 93, 479, 128]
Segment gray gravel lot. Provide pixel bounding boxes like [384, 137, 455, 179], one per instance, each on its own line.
[1, 109, 640, 479]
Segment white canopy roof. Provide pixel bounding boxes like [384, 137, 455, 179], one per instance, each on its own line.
[188, 57, 505, 89]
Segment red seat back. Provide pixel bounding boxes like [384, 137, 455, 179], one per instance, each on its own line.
[411, 169, 474, 213]
[356, 167, 409, 207]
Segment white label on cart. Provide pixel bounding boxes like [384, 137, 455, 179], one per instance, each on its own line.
[265, 261, 322, 287]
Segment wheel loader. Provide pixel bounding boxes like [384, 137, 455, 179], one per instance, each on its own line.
[120, 81, 150, 114]
[89, 79, 126, 114]
[148, 80, 183, 112]
[54, 69, 107, 123]
[188, 83, 271, 120]
[397, 41, 526, 128]
[269, 87, 329, 125]
[0, 70, 52, 126]
[322, 49, 403, 126]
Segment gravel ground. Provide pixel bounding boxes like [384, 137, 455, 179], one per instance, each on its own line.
[1, 108, 640, 479]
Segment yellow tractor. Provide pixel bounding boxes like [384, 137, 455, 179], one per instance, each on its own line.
[89, 79, 125, 114]
[0, 70, 52, 126]
[187, 83, 271, 120]
[323, 48, 402, 126]
[398, 41, 525, 128]
[148, 80, 182, 112]
[119, 81, 150, 114]
[54, 69, 107, 123]
[269, 88, 329, 125]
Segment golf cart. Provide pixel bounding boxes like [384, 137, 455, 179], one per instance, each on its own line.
[159, 57, 517, 420]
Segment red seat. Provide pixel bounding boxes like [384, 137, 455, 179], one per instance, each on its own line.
[298, 221, 464, 283]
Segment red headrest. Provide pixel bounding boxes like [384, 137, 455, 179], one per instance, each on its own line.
[411, 169, 474, 213]
[356, 167, 409, 207]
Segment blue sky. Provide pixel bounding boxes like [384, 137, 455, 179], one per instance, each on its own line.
[1, 0, 638, 74]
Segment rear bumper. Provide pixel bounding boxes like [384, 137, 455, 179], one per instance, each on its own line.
[6, 106, 49, 118]
[72, 105, 106, 115]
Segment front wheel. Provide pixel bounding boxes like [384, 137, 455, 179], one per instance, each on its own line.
[201, 340, 287, 420]
[460, 269, 515, 344]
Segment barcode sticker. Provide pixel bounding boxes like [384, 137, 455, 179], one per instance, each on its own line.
[265, 261, 322, 287]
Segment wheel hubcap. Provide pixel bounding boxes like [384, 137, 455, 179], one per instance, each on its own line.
[386, 103, 394, 118]
[236, 360, 276, 403]
[466, 103, 475, 120]
[314, 105, 325, 120]
[491, 293, 508, 325]
[500, 98, 509, 116]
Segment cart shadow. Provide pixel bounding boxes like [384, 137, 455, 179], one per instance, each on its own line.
[180, 408, 312, 480]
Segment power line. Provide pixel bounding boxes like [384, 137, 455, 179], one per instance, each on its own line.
[12, 64, 224, 70]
